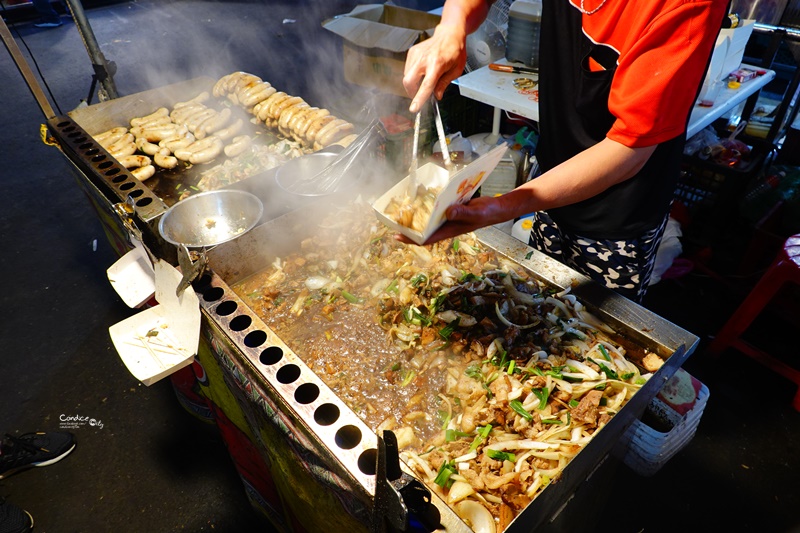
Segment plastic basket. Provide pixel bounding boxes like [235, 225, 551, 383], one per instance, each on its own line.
[619, 380, 710, 477]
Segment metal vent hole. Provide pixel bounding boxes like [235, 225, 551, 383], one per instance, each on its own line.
[84, 148, 99, 156]
[79, 142, 92, 150]
[357, 449, 377, 476]
[136, 198, 153, 207]
[294, 383, 319, 404]
[229, 315, 252, 331]
[104, 167, 120, 176]
[215, 300, 237, 316]
[202, 286, 224, 302]
[244, 330, 267, 348]
[276, 364, 300, 384]
[192, 274, 212, 292]
[119, 182, 135, 191]
[314, 403, 340, 426]
[334, 425, 362, 450]
[129, 190, 143, 199]
[111, 175, 126, 183]
[259, 346, 283, 366]
[93, 155, 108, 163]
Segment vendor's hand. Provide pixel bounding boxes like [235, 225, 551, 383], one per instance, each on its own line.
[395, 195, 509, 245]
[403, 23, 467, 113]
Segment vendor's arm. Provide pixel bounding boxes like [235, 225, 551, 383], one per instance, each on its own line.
[403, 0, 492, 113]
[408, 138, 657, 244]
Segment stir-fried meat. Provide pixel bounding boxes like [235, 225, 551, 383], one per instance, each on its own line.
[232, 200, 655, 531]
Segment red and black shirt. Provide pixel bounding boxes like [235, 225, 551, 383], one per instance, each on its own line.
[536, 0, 729, 239]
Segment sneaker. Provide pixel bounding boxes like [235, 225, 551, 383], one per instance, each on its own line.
[0, 432, 76, 480]
[33, 21, 62, 28]
[0, 499, 33, 533]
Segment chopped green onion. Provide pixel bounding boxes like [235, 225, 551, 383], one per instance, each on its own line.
[400, 370, 416, 387]
[594, 383, 607, 391]
[569, 399, 579, 408]
[532, 387, 550, 410]
[465, 363, 483, 381]
[341, 290, 359, 304]
[389, 362, 402, 372]
[525, 251, 534, 260]
[453, 238, 460, 252]
[385, 279, 399, 294]
[469, 424, 492, 452]
[598, 344, 611, 361]
[588, 357, 619, 380]
[621, 372, 634, 380]
[410, 273, 428, 288]
[439, 317, 460, 340]
[445, 429, 470, 442]
[434, 461, 457, 488]
[509, 399, 534, 421]
[541, 418, 565, 425]
[634, 377, 647, 385]
[599, 396, 608, 406]
[507, 360, 516, 375]
[486, 449, 517, 462]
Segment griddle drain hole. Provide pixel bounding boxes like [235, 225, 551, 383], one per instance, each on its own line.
[276, 364, 301, 384]
[202, 286, 224, 302]
[335, 425, 362, 450]
[357, 449, 377, 476]
[244, 330, 267, 348]
[215, 300, 237, 316]
[259, 346, 283, 365]
[229, 315, 252, 331]
[314, 403, 340, 426]
[295, 383, 319, 404]
[119, 182, 135, 191]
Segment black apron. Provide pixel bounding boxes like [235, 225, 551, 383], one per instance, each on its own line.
[536, 0, 685, 240]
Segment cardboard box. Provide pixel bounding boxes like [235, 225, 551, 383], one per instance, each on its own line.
[697, 19, 755, 105]
[719, 19, 755, 79]
[323, 4, 441, 97]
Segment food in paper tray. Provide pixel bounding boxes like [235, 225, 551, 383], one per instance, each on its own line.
[374, 144, 509, 244]
[384, 184, 443, 232]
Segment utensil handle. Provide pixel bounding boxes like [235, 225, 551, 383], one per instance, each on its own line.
[432, 98, 452, 169]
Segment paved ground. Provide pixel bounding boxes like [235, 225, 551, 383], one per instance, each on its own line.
[1, 1, 798, 532]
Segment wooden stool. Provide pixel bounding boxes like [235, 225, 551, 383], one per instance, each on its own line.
[707, 234, 800, 411]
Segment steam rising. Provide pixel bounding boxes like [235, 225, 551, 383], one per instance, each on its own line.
[92, 0, 414, 229]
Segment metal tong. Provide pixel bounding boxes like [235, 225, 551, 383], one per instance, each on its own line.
[408, 98, 453, 200]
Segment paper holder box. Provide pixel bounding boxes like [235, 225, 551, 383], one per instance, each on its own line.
[373, 144, 508, 244]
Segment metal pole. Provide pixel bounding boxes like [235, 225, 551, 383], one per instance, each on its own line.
[63, 0, 119, 101]
[0, 16, 56, 119]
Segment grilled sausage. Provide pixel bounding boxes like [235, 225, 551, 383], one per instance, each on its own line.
[212, 118, 243, 140]
[130, 107, 169, 127]
[94, 126, 128, 146]
[131, 164, 156, 181]
[223, 135, 251, 157]
[195, 108, 232, 139]
[117, 154, 151, 169]
[154, 150, 179, 169]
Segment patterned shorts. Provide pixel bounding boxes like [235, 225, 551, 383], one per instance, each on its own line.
[528, 211, 670, 302]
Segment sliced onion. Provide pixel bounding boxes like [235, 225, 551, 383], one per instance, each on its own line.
[304, 276, 330, 291]
[495, 301, 540, 329]
[502, 274, 545, 306]
[566, 359, 601, 380]
[545, 296, 573, 319]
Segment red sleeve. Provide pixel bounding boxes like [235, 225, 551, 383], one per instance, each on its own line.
[607, 1, 728, 147]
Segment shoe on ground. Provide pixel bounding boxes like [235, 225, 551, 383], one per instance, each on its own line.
[33, 20, 62, 28]
[0, 499, 33, 533]
[0, 432, 76, 480]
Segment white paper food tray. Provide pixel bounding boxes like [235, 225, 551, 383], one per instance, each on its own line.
[373, 144, 508, 244]
[109, 260, 201, 386]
